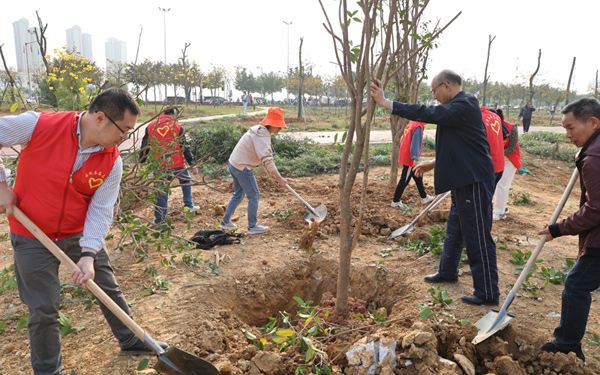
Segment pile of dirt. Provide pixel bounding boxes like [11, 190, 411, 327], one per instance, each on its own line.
[0, 151, 598, 375]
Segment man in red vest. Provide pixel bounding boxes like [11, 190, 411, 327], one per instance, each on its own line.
[140, 107, 198, 224]
[481, 106, 505, 186]
[0, 88, 167, 375]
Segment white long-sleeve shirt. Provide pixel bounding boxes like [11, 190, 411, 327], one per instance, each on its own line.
[0, 111, 122, 251]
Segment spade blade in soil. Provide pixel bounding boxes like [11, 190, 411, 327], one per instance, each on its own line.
[303, 202, 327, 223]
[154, 346, 220, 375]
[389, 223, 413, 239]
[471, 309, 515, 345]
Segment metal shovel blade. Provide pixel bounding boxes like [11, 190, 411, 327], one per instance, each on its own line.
[303, 202, 328, 223]
[472, 309, 515, 345]
[389, 223, 413, 239]
[154, 346, 220, 375]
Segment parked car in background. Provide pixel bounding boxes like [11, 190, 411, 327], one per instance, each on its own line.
[202, 96, 226, 105]
[166, 96, 185, 104]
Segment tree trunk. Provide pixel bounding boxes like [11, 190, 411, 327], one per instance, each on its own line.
[528, 49, 541, 103]
[482, 35, 496, 106]
[297, 38, 304, 119]
[564, 56, 576, 106]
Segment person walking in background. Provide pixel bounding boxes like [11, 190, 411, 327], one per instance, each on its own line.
[493, 108, 521, 221]
[391, 120, 434, 209]
[518, 100, 536, 133]
[538, 97, 600, 362]
[481, 106, 505, 186]
[219, 107, 288, 235]
[140, 107, 199, 225]
[242, 91, 249, 114]
[0, 88, 168, 375]
[371, 70, 499, 306]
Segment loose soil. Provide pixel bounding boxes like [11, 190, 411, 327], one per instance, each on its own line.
[1, 150, 598, 375]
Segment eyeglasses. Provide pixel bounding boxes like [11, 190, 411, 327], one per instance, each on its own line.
[98, 111, 132, 137]
[431, 82, 445, 95]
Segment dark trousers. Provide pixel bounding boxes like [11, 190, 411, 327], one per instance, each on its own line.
[522, 118, 531, 133]
[437, 179, 499, 300]
[12, 233, 138, 375]
[393, 164, 427, 202]
[553, 255, 600, 352]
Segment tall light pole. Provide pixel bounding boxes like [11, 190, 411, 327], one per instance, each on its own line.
[257, 66, 263, 102]
[283, 21, 292, 100]
[159, 7, 170, 64]
[24, 41, 38, 99]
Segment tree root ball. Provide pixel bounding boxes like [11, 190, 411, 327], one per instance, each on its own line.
[298, 220, 320, 250]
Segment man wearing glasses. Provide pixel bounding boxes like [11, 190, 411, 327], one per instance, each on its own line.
[371, 70, 499, 306]
[0, 88, 167, 375]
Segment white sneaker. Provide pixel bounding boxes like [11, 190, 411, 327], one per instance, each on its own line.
[421, 195, 435, 205]
[248, 224, 269, 235]
[391, 201, 406, 208]
[493, 213, 506, 221]
[219, 221, 237, 230]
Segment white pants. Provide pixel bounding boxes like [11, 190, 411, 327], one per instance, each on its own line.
[494, 156, 518, 216]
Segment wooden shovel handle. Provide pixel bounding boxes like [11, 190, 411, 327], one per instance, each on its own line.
[13, 207, 147, 345]
[508, 167, 579, 297]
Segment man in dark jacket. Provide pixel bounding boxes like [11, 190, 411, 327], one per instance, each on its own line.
[538, 97, 600, 362]
[371, 70, 499, 306]
[518, 101, 536, 133]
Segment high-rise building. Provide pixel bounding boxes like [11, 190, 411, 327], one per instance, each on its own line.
[66, 25, 82, 55]
[105, 38, 127, 70]
[82, 33, 93, 62]
[12, 18, 43, 73]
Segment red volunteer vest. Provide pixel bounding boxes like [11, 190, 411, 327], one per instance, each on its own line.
[481, 107, 505, 173]
[398, 121, 425, 167]
[9, 112, 120, 240]
[146, 115, 185, 169]
[503, 121, 522, 169]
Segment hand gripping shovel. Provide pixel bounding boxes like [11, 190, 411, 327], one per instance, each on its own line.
[286, 184, 328, 223]
[13, 207, 220, 375]
[389, 191, 451, 239]
[472, 167, 579, 345]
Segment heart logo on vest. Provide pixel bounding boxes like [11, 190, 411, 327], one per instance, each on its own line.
[89, 177, 104, 189]
[157, 125, 170, 137]
[490, 119, 501, 135]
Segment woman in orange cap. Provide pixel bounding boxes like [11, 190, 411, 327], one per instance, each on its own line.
[219, 107, 288, 234]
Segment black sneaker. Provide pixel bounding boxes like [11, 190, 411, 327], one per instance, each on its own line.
[424, 273, 458, 284]
[460, 294, 499, 306]
[540, 341, 585, 362]
[120, 338, 169, 356]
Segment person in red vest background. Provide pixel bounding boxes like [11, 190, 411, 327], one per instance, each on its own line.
[391, 120, 434, 209]
[481, 106, 505, 186]
[493, 108, 521, 221]
[140, 107, 199, 225]
[0, 88, 168, 375]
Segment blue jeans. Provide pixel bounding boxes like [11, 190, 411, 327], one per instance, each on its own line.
[553, 255, 600, 352]
[437, 179, 499, 301]
[222, 163, 260, 229]
[154, 167, 195, 223]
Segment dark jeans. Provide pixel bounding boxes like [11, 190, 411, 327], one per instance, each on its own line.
[437, 179, 499, 300]
[154, 167, 195, 223]
[12, 233, 138, 375]
[393, 164, 427, 202]
[553, 255, 600, 352]
[522, 118, 531, 133]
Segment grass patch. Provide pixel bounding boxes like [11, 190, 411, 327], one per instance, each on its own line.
[519, 131, 577, 162]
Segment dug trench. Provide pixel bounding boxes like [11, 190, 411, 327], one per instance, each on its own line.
[1, 153, 600, 374]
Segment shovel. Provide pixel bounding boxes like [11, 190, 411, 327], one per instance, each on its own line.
[13, 207, 220, 375]
[472, 167, 579, 345]
[286, 184, 328, 223]
[389, 191, 451, 239]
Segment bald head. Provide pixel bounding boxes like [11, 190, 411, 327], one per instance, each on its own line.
[433, 70, 462, 87]
[431, 70, 463, 105]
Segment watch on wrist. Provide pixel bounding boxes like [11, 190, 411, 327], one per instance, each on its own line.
[80, 251, 97, 260]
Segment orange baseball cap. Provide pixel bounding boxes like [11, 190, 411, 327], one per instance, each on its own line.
[260, 107, 287, 128]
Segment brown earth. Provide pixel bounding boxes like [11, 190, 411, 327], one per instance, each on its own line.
[1, 150, 599, 375]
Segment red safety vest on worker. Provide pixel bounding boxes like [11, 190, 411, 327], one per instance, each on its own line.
[398, 121, 426, 167]
[146, 115, 185, 169]
[9, 111, 120, 240]
[481, 107, 505, 173]
[504, 120, 522, 169]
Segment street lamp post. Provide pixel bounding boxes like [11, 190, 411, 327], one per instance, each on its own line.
[283, 21, 292, 100]
[24, 41, 37, 99]
[257, 66, 263, 102]
[158, 7, 170, 64]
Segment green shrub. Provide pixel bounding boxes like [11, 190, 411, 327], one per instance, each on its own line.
[272, 135, 315, 159]
[187, 124, 242, 164]
[519, 131, 578, 162]
[277, 146, 344, 177]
